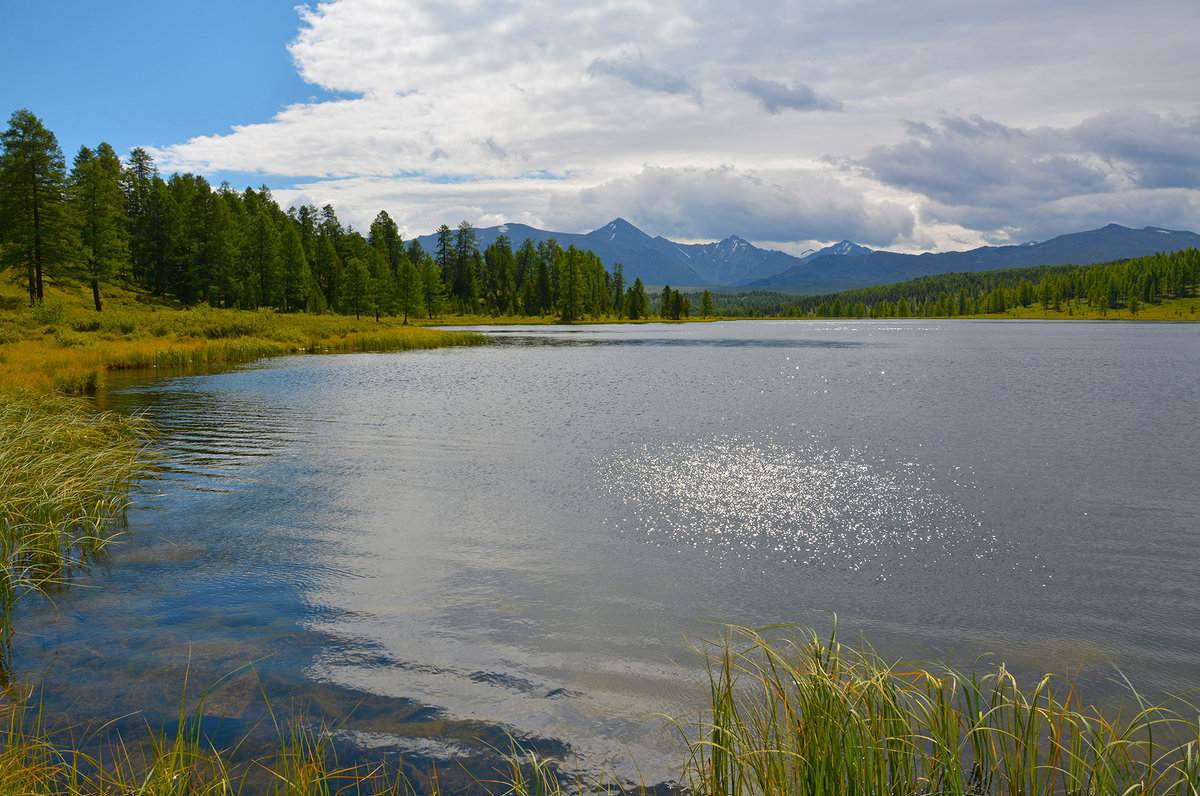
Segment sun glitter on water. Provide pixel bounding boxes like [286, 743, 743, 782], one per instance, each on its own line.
[597, 434, 998, 573]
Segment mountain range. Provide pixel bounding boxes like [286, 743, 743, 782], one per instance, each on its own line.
[415, 220, 1200, 294]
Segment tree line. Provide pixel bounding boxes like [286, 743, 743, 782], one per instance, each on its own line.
[691, 250, 1199, 319]
[0, 108, 663, 323]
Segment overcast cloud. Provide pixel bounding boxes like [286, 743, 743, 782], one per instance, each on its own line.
[152, 0, 1200, 250]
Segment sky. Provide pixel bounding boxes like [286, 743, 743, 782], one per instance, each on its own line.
[3, 0, 1198, 254]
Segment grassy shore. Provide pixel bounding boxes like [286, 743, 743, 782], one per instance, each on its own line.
[0, 279, 487, 394]
[960, 296, 1199, 322]
[396, 297, 1200, 326]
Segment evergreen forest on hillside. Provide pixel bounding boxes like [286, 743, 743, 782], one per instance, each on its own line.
[697, 249, 1200, 319]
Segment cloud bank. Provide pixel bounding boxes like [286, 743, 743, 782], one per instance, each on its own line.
[151, 0, 1200, 250]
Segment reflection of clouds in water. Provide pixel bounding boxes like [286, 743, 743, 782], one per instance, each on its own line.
[599, 435, 997, 573]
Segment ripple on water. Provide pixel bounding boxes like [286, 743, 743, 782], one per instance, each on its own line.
[597, 434, 999, 574]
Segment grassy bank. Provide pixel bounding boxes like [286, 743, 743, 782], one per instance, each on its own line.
[960, 295, 1199, 322]
[0, 280, 487, 394]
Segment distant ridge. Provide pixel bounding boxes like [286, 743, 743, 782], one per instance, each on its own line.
[746, 224, 1200, 293]
[416, 220, 1200, 293]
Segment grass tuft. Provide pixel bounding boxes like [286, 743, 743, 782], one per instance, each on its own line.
[675, 624, 1200, 796]
[0, 394, 154, 651]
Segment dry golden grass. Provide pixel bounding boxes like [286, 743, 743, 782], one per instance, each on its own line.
[0, 278, 486, 394]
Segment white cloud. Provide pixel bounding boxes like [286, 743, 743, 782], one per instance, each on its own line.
[148, 0, 1200, 248]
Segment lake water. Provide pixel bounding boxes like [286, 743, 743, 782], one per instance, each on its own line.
[12, 320, 1200, 784]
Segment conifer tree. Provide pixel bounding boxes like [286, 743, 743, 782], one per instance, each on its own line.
[395, 250, 423, 322]
[123, 147, 157, 285]
[71, 143, 128, 310]
[434, 223, 454, 288]
[279, 223, 312, 312]
[0, 109, 76, 304]
[611, 263, 626, 317]
[418, 252, 446, 318]
[626, 277, 648, 319]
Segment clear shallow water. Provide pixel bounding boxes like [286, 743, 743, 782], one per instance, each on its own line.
[12, 320, 1200, 783]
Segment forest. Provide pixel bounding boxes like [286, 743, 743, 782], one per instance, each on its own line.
[3, 108, 1198, 325]
[694, 250, 1200, 319]
[0, 109, 654, 324]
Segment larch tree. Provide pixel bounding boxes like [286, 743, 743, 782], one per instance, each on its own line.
[610, 263, 626, 318]
[71, 142, 129, 311]
[122, 146, 157, 286]
[0, 109, 76, 305]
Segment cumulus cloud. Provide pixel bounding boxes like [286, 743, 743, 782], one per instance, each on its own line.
[736, 76, 842, 114]
[146, 0, 1199, 247]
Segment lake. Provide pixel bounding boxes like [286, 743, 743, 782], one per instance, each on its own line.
[12, 319, 1200, 784]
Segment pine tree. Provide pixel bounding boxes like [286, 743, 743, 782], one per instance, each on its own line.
[243, 186, 281, 308]
[419, 252, 446, 318]
[395, 249, 423, 323]
[452, 220, 480, 310]
[434, 224, 454, 288]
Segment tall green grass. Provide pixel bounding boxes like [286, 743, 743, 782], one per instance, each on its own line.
[677, 625, 1200, 796]
[0, 394, 153, 651]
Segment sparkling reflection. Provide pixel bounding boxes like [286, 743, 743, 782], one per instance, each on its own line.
[599, 434, 997, 573]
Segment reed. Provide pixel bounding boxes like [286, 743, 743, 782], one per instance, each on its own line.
[0, 394, 154, 650]
[676, 625, 1200, 796]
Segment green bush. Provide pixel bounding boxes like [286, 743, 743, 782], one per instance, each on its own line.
[31, 300, 66, 325]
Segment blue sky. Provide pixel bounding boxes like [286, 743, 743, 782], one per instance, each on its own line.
[3, 1, 1198, 252]
[0, 0, 335, 185]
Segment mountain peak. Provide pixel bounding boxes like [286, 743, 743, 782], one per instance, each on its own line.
[715, 234, 750, 250]
[588, 218, 657, 243]
[801, 240, 872, 261]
